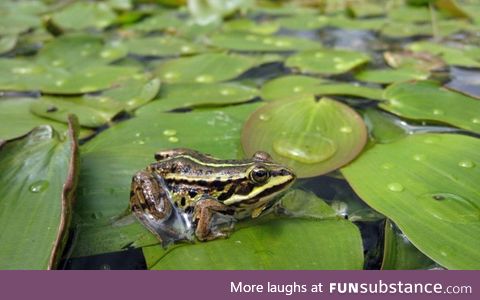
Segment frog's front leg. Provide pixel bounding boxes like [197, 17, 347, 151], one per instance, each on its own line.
[130, 170, 193, 247]
[193, 198, 236, 241]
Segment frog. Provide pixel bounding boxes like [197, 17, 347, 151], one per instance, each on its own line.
[130, 148, 296, 247]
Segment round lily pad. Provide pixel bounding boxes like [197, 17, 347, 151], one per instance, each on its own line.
[242, 96, 367, 178]
[154, 52, 260, 83]
[381, 80, 480, 134]
[285, 49, 370, 75]
[223, 18, 279, 35]
[0, 35, 17, 54]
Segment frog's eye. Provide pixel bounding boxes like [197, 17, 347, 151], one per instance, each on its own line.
[250, 166, 270, 184]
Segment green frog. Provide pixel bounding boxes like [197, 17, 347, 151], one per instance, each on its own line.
[130, 148, 296, 246]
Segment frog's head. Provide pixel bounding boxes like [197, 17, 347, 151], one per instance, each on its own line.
[222, 151, 296, 217]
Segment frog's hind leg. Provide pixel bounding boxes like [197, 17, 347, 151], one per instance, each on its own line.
[193, 198, 236, 241]
[130, 170, 193, 247]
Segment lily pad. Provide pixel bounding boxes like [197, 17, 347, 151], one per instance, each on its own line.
[342, 133, 480, 269]
[102, 76, 161, 111]
[0, 118, 78, 269]
[362, 108, 409, 144]
[0, 58, 141, 94]
[209, 32, 322, 52]
[242, 96, 367, 178]
[36, 35, 128, 70]
[407, 41, 480, 68]
[0, 35, 17, 54]
[0, 98, 92, 141]
[144, 217, 363, 270]
[275, 15, 329, 30]
[382, 220, 436, 270]
[123, 36, 205, 57]
[261, 75, 383, 101]
[0, 4, 41, 35]
[144, 190, 363, 269]
[261, 75, 327, 101]
[140, 82, 258, 112]
[51, 2, 117, 30]
[30, 96, 124, 128]
[128, 13, 184, 32]
[356, 68, 430, 84]
[286, 49, 370, 75]
[381, 81, 480, 134]
[154, 52, 263, 83]
[223, 18, 279, 35]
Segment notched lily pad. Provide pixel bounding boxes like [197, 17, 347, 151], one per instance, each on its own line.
[286, 49, 370, 75]
[342, 133, 480, 269]
[242, 96, 367, 178]
[0, 117, 79, 269]
[382, 81, 480, 134]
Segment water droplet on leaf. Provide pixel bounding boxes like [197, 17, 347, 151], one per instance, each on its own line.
[458, 160, 475, 168]
[29, 180, 49, 193]
[273, 132, 337, 164]
[387, 182, 404, 192]
[163, 129, 177, 136]
[168, 136, 179, 143]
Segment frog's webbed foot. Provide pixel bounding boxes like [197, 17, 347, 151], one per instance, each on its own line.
[193, 198, 236, 241]
[130, 171, 194, 247]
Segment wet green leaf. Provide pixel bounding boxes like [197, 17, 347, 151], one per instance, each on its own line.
[382, 220, 436, 270]
[362, 108, 409, 144]
[0, 119, 78, 269]
[0, 35, 17, 54]
[209, 32, 322, 52]
[261, 75, 382, 101]
[223, 18, 279, 35]
[36, 35, 128, 70]
[102, 77, 161, 111]
[242, 96, 367, 178]
[128, 12, 184, 32]
[30, 96, 124, 128]
[407, 41, 480, 68]
[0, 2, 42, 35]
[144, 217, 363, 270]
[382, 81, 480, 134]
[342, 133, 480, 269]
[154, 52, 262, 83]
[275, 15, 329, 30]
[388, 6, 431, 22]
[188, 0, 253, 25]
[327, 15, 385, 31]
[356, 68, 430, 84]
[51, 2, 117, 30]
[261, 75, 327, 101]
[0, 98, 92, 141]
[286, 49, 370, 75]
[0, 58, 141, 94]
[123, 36, 205, 57]
[139, 82, 258, 112]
